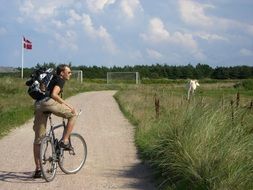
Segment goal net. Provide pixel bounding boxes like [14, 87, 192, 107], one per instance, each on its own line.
[72, 70, 83, 83]
[107, 72, 140, 84]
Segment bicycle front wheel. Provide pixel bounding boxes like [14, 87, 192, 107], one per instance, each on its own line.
[59, 133, 87, 174]
[40, 136, 57, 182]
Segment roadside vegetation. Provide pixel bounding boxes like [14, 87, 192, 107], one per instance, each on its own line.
[1, 75, 253, 189]
[115, 80, 253, 189]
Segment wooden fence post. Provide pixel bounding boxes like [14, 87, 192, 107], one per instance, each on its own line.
[231, 100, 234, 123]
[154, 94, 160, 119]
[236, 92, 240, 108]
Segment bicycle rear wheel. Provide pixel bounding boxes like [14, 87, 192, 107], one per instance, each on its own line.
[40, 136, 57, 182]
[59, 133, 87, 174]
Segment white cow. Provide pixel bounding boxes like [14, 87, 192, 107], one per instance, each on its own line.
[187, 80, 200, 100]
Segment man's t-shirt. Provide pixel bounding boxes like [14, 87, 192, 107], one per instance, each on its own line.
[48, 75, 65, 97]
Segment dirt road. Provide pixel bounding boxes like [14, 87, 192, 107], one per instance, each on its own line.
[0, 91, 155, 190]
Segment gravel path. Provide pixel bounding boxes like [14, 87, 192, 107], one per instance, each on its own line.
[0, 91, 155, 190]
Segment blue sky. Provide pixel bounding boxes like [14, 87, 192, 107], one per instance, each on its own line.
[0, 0, 253, 68]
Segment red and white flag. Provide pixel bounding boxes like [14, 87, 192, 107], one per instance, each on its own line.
[23, 37, 32, 50]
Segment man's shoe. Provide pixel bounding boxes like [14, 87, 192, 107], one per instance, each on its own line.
[59, 141, 73, 151]
[33, 170, 42, 178]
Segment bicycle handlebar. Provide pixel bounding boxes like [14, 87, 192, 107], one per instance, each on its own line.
[77, 109, 82, 116]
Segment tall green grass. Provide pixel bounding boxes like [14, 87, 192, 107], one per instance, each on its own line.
[115, 84, 253, 189]
[0, 77, 34, 137]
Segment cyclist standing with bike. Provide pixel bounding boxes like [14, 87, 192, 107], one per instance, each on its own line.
[32, 64, 77, 178]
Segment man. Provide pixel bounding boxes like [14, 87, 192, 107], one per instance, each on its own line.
[32, 64, 77, 178]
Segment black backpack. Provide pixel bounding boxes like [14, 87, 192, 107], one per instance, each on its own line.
[25, 67, 54, 100]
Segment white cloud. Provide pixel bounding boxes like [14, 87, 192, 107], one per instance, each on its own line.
[81, 13, 117, 53]
[141, 17, 198, 50]
[69, 9, 82, 21]
[240, 48, 253, 56]
[179, 0, 214, 27]
[19, 0, 56, 22]
[19, 0, 34, 15]
[97, 26, 118, 53]
[51, 19, 65, 28]
[146, 49, 162, 59]
[54, 30, 78, 51]
[215, 18, 253, 38]
[66, 9, 83, 25]
[19, 0, 76, 22]
[172, 32, 197, 50]
[120, 0, 142, 19]
[86, 0, 116, 13]
[178, 0, 253, 38]
[141, 17, 206, 61]
[140, 18, 170, 43]
[9, 0, 251, 68]
[17, 1, 118, 53]
[196, 32, 228, 42]
[245, 24, 253, 36]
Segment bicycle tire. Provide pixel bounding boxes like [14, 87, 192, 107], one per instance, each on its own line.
[40, 136, 57, 182]
[58, 133, 87, 174]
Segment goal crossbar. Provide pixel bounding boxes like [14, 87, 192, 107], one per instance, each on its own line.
[107, 72, 140, 84]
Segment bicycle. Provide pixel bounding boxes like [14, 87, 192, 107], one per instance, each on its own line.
[39, 110, 87, 182]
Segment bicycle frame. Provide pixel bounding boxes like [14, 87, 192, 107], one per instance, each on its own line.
[45, 114, 66, 161]
[40, 110, 87, 182]
[47, 109, 82, 149]
[47, 109, 82, 139]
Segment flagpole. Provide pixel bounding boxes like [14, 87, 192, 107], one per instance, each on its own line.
[21, 37, 24, 79]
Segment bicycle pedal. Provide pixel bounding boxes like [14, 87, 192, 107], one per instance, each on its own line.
[69, 150, 75, 155]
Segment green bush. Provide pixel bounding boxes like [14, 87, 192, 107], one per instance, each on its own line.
[141, 78, 188, 84]
[242, 79, 253, 90]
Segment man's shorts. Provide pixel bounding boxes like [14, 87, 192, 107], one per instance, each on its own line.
[33, 98, 76, 144]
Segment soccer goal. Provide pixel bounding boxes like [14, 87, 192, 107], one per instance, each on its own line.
[107, 72, 140, 84]
[72, 70, 83, 83]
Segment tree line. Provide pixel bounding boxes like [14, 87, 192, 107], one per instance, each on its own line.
[21, 63, 253, 79]
[72, 63, 253, 79]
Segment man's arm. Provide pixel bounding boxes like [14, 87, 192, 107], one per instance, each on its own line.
[51, 85, 75, 114]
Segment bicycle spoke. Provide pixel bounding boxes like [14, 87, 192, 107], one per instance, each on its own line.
[40, 137, 57, 182]
[59, 133, 87, 174]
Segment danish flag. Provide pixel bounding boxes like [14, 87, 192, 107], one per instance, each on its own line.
[23, 37, 32, 50]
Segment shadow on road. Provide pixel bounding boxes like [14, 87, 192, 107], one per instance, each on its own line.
[0, 170, 43, 183]
[104, 162, 156, 190]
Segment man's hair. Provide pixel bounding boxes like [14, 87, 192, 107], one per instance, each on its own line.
[56, 64, 69, 75]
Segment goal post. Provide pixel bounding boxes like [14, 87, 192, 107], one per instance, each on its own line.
[72, 70, 83, 83]
[107, 72, 140, 84]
